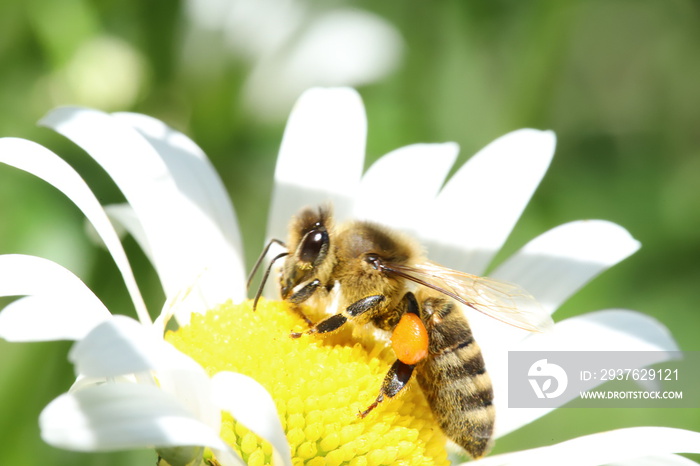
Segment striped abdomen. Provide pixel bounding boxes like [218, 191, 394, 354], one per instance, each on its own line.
[415, 295, 494, 458]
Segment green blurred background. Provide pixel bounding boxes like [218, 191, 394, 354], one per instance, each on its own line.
[1, 0, 699, 464]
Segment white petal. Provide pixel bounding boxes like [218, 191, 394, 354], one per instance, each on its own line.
[353, 143, 458, 235]
[244, 10, 402, 120]
[111, 112, 243, 256]
[157, 366, 222, 438]
[212, 372, 292, 466]
[70, 316, 222, 431]
[492, 220, 641, 314]
[0, 296, 100, 342]
[70, 315, 202, 377]
[0, 137, 148, 322]
[490, 310, 679, 438]
[472, 427, 700, 466]
[266, 87, 366, 241]
[468, 220, 642, 358]
[515, 309, 678, 353]
[423, 129, 556, 275]
[0, 254, 111, 341]
[70, 374, 135, 392]
[39, 383, 238, 460]
[608, 454, 700, 466]
[40, 108, 245, 320]
[103, 203, 154, 264]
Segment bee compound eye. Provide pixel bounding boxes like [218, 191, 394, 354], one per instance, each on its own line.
[299, 228, 329, 265]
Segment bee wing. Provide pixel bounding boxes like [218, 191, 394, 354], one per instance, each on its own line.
[386, 262, 553, 332]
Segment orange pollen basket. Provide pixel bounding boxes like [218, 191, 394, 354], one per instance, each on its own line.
[391, 313, 429, 365]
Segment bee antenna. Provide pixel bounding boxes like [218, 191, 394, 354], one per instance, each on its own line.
[247, 238, 287, 289]
[252, 251, 289, 312]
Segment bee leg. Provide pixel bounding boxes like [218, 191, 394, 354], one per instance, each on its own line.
[372, 291, 419, 330]
[290, 313, 346, 338]
[289, 304, 314, 327]
[279, 279, 322, 331]
[359, 359, 415, 418]
[290, 294, 385, 338]
[287, 279, 321, 304]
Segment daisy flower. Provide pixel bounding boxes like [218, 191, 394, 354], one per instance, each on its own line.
[0, 113, 289, 465]
[0, 87, 698, 466]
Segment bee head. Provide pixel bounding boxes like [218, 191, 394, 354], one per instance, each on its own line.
[281, 206, 332, 299]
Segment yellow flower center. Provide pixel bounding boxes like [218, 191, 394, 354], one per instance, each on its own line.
[165, 299, 449, 466]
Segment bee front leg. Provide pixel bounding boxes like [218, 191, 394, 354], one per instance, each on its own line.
[290, 294, 385, 338]
[359, 359, 415, 418]
[287, 279, 322, 303]
[282, 278, 321, 327]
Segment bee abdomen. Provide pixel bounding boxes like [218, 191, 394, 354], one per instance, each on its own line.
[417, 338, 495, 458]
[419, 340, 494, 408]
[415, 296, 495, 457]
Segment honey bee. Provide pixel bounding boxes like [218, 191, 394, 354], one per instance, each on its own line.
[249, 205, 552, 458]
